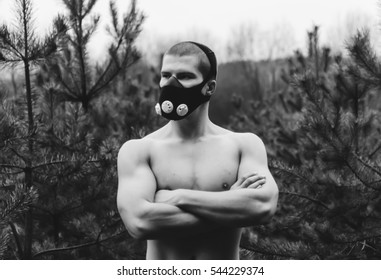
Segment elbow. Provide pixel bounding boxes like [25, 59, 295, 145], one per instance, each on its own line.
[126, 218, 150, 240]
[257, 203, 276, 224]
[253, 188, 279, 225]
[118, 207, 151, 240]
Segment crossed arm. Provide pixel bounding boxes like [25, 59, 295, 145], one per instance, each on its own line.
[116, 134, 278, 240]
[117, 139, 218, 240]
[154, 133, 278, 227]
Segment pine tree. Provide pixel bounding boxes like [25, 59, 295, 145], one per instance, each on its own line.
[231, 26, 381, 259]
[0, 0, 151, 259]
[0, 0, 66, 259]
[39, 0, 144, 112]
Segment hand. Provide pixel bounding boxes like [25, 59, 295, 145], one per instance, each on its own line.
[230, 172, 266, 190]
[154, 189, 179, 205]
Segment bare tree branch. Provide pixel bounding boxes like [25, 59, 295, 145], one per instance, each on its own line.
[32, 231, 127, 259]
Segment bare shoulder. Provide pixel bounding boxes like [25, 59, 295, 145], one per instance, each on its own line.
[118, 125, 169, 165]
[225, 131, 264, 148]
[209, 125, 264, 148]
[229, 132, 267, 159]
[119, 138, 148, 154]
[118, 137, 153, 167]
[232, 132, 264, 146]
[119, 125, 169, 153]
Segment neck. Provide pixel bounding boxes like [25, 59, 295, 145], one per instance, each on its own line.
[169, 103, 211, 140]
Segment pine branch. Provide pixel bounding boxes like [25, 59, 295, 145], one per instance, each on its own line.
[10, 147, 27, 163]
[270, 163, 315, 188]
[345, 160, 379, 191]
[88, 40, 127, 97]
[89, 59, 119, 98]
[369, 178, 381, 186]
[281, 191, 330, 209]
[0, 230, 11, 259]
[31, 160, 69, 170]
[9, 222, 23, 258]
[32, 230, 127, 259]
[347, 30, 380, 79]
[0, 58, 24, 66]
[240, 241, 299, 259]
[297, 74, 379, 189]
[48, 64, 78, 97]
[0, 25, 25, 60]
[0, 185, 38, 224]
[0, 163, 24, 170]
[369, 143, 381, 158]
[83, 0, 98, 19]
[56, 191, 106, 216]
[331, 234, 381, 245]
[109, 0, 118, 32]
[0, 170, 24, 176]
[89, 55, 138, 99]
[353, 152, 381, 177]
[88, 0, 143, 98]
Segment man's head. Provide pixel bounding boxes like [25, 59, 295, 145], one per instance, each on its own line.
[156, 41, 217, 121]
[160, 41, 217, 89]
[164, 41, 217, 81]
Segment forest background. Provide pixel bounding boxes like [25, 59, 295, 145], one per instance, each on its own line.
[0, 0, 381, 259]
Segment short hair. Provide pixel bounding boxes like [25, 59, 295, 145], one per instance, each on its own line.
[165, 41, 217, 80]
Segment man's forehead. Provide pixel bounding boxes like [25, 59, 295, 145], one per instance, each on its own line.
[161, 54, 201, 73]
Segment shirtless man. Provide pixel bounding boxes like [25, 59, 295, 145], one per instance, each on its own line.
[117, 41, 278, 260]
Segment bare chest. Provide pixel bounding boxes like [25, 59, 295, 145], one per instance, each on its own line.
[150, 138, 240, 192]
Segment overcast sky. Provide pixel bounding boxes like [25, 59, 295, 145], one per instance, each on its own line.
[0, 0, 379, 62]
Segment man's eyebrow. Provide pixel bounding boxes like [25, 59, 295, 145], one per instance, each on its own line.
[176, 71, 197, 76]
[161, 71, 197, 76]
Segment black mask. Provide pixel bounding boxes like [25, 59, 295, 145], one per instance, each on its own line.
[155, 76, 211, 121]
[155, 41, 217, 121]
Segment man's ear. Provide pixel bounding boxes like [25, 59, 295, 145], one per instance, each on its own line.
[204, 80, 217, 96]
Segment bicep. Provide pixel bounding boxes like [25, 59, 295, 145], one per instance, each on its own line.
[116, 141, 157, 222]
[238, 133, 269, 176]
[238, 134, 278, 201]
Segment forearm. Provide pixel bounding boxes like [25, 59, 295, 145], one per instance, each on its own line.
[172, 188, 277, 227]
[120, 201, 220, 240]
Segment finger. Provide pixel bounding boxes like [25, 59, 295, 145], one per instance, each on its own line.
[231, 173, 256, 189]
[232, 172, 264, 190]
[233, 175, 264, 190]
[242, 175, 266, 188]
[236, 172, 260, 186]
[247, 178, 267, 189]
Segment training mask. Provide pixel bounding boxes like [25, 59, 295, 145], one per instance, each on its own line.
[155, 41, 217, 121]
[156, 76, 210, 120]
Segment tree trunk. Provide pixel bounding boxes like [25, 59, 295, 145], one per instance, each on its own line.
[22, 0, 34, 260]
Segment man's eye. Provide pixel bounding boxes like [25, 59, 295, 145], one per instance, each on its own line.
[161, 74, 170, 78]
[177, 75, 192, 80]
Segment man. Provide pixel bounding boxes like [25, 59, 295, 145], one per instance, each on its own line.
[117, 41, 278, 260]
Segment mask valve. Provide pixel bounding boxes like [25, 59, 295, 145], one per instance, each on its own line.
[176, 104, 188, 116]
[161, 100, 174, 113]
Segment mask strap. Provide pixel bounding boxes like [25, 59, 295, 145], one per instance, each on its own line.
[185, 41, 217, 81]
